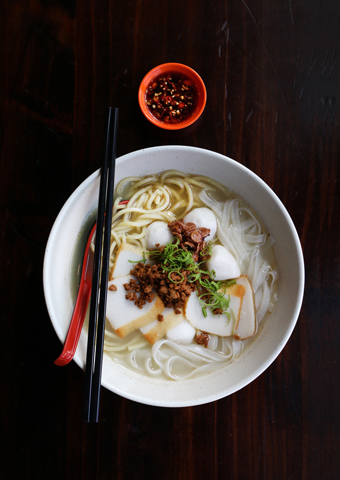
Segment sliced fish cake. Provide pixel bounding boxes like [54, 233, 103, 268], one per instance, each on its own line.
[110, 243, 147, 280]
[184, 283, 245, 336]
[106, 275, 164, 337]
[234, 275, 257, 340]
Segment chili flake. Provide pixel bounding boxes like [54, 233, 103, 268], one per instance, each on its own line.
[145, 72, 198, 124]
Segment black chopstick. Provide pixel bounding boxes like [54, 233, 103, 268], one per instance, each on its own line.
[83, 107, 119, 423]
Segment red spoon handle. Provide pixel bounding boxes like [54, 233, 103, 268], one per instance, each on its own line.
[54, 200, 127, 366]
[54, 222, 96, 366]
[54, 284, 92, 366]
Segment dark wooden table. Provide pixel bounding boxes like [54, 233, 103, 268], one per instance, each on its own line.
[1, 1, 339, 479]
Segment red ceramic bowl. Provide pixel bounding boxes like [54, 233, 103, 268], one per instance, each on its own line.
[138, 63, 207, 130]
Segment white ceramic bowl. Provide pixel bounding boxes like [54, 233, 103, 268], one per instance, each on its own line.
[43, 146, 304, 407]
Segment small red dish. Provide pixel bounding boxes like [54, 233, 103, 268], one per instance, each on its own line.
[138, 63, 207, 130]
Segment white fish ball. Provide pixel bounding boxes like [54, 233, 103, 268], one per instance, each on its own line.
[184, 207, 217, 241]
[145, 221, 173, 250]
[206, 245, 241, 280]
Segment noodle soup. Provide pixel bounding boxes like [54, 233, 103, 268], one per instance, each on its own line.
[100, 170, 278, 381]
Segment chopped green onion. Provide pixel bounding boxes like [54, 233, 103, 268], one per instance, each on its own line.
[128, 237, 233, 317]
[200, 243, 212, 257]
[128, 251, 147, 264]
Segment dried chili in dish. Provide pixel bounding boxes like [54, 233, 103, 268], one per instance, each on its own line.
[145, 73, 197, 124]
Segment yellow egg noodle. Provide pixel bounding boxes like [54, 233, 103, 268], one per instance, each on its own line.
[103, 171, 278, 380]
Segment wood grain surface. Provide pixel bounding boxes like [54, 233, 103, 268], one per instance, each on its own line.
[1, 0, 339, 479]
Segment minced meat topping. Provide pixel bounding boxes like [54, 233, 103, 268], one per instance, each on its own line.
[167, 220, 211, 262]
[196, 333, 210, 348]
[123, 220, 212, 311]
[124, 263, 197, 311]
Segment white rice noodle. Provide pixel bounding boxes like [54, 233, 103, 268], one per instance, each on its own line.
[267, 295, 278, 313]
[151, 340, 210, 366]
[121, 338, 241, 381]
[151, 340, 226, 380]
[239, 206, 262, 233]
[221, 199, 235, 227]
[255, 281, 272, 323]
[244, 233, 267, 244]
[221, 337, 234, 356]
[240, 217, 256, 231]
[198, 189, 223, 218]
[216, 200, 248, 265]
[129, 350, 143, 370]
[104, 330, 146, 352]
[163, 356, 226, 380]
[127, 342, 147, 351]
[208, 334, 218, 351]
[145, 357, 163, 376]
[184, 344, 229, 361]
[217, 221, 241, 264]
[252, 261, 271, 293]
[246, 246, 260, 284]
[231, 200, 242, 239]
[228, 225, 248, 263]
[253, 264, 278, 322]
[232, 337, 244, 357]
[268, 269, 278, 290]
[262, 234, 276, 251]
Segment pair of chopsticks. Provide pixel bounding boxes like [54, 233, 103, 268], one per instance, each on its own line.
[83, 107, 119, 422]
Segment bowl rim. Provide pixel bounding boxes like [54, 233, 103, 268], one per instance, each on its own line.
[44, 145, 305, 407]
[138, 63, 207, 130]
